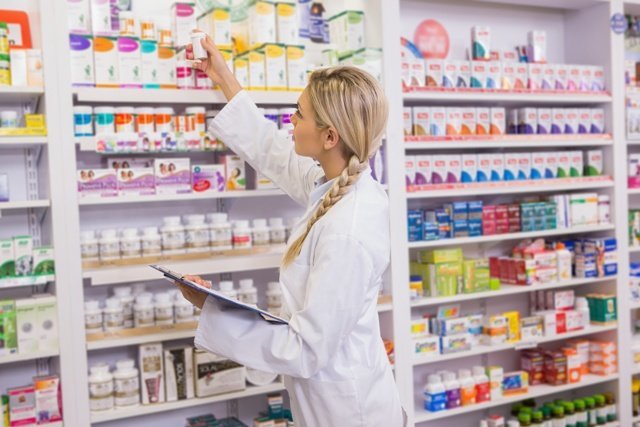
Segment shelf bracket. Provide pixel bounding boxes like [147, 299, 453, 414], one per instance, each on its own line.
[36, 357, 50, 377]
[226, 398, 239, 419]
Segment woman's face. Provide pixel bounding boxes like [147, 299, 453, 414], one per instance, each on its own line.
[291, 90, 326, 160]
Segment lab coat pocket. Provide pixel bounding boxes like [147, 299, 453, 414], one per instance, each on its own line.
[299, 377, 362, 424]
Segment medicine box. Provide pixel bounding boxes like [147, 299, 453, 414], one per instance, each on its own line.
[0, 299, 17, 355]
[249, 49, 266, 90]
[486, 366, 504, 401]
[69, 34, 94, 86]
[403, 107, 412, 135]
[585, 150, 603, 176]
[412, 334, 439, 355]
[528, 30, 547, 63]
[224, 155, 247, 191]
[471, 26, 491, 61]
[446, 108, 462, 135]
[456, 60, 471, 88]
[487, 62, 501, 89]
[431, 155, 447, 184]
[165, 346, 195, 401]
[460, 108, 476, 135]
[13, 235, 33, 277]
[10, 50, 27, 87]
[503, 153, 518, 181]
[141, 40, 160, 88]
[118, 37, 142, 88]
[446, 155, 462, 183]
[502, 371, 528, 396]
[192, 165, 226, 192]
[443, 61, 457, 88]
[461, 154, 477, 183]
[67, 0, 91, 34]
[514, 63, 527, 89]
[551, 108, 565, 134]
[414, 155, 431, 186]
[516, 153, 531, 180]
[405, 156, 416, 186]
[34, 294, 57, 352]
[425, 60, 443, 87]
[477, 154, 491, 182]
[33, 247, 54, 276]
[518, 108, 537, 134]
[440, 333, 472, 354]
[154, 158, 191, 195]
[286, 45, 306, 91]
[194, 350, 246, 396]
[94, 36, 119, 87]
[476, 108, 490, 135]
[0, 173, 7, 202]
[490, 154, 504, 182]
[555, 64, 568, 90]
[541, 64, 555, 90]
[410, 58, 425, 87]
[543, 152, 558, 179]
[430, 107, 446, 136]
[158, 46, 177, 88]
[591, 108, 605, 134]
[537, 108, 551, 134]
[171, 2, 197, 47]
[490, 108, 505, 135]
[198, 8, 232, 49]
[260, 43, 287, 91]
[328, 10, 364, 56]
[139, 343, 165, 404]
[577, 109, 591, 134]
[276, 3, 298, 45]
[470, 61, 487, 88]
[117, 168, 156, 196]
[16, 298, 38, 353]
[501, 61, 516, 90]
[527, 64, 543, 90]
[8, 385, 36, 426]
[565, 109, 579, 134]
[556, 152, 570, 178]
[569, 151, 583, 177]
[0, 240, 14, 278]
[412, 107, 430, 136]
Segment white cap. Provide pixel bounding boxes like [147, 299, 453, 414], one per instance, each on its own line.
[132, 283, 147, 295]
[183, 214, 205, 225]
[479, 421, 489, 427]
[100, 229, 118, 239]
[94, 106, 115, 115]
[134, 107, 154, 115]
[472, 366, 486, 377]
[219, 281, 234, 291]
[207, 212, 228, 224]
[115, 106, 135, 114]
[163, 216, 181, 226]
[252, 218, 268, 229]
[267, 282, 280, 292]
[154, 107, 174, 115]
[136, 293, 153, 305]
[106, 297, 122, 309]
[116, 359, 135, 371]
[73, 106, 92, 114]
[80, 230, 96, 241]
[269, 218, 284, 227]
[84, 300, 101, 311]
[458, 369, 471, 379]
[427, 374, 440, 385]
[90, 363, 110, 375]
[142, 226, 160, 236]
[442, 372, 455, 382]
[113, 286, 132, 297]
[185, 106, 206, 115]
[239, 279, 254, 289]
[155, 292, 172, 304]
[121, 228, 139, 239]
[575, 296, 589, 309]
[234, 220, 250, 229]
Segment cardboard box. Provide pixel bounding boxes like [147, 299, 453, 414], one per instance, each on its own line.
[16, 298, 38, 353]
[154, 158, 191, 195]
[69, 34, 94, 86]
[165, 346, 195, 401]
[0, 299, 17, 355]
[171, 2, 197, 47]
[94, 36, 119, 87]
[0, 239, 14, 278]
[13, 235, 33, 276]
[224, 155, 247, 191]
[194, 349, 246, 396]
[139, 343, 165, 404]
[425, 59, 443, 87]
[118, 37, 142, 88]
[412, 107, 430, 136]
[430, 107, 446, 136]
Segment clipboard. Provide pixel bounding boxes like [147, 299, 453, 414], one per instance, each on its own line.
[149, 264, 288, 325]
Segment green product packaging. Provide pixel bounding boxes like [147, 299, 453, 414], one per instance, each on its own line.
[0, 239, 14, 278]
[32, 247, 55, 276]
[1, 394, 7, 427]
[427, 262, 461, 297]
[586, 294, 617, 324]
[419, 248, 463, 264]
[463, 259, 490, 293]
[409, 262, 430, 296]
[0, 299, 17, 355]
[13, 235, 33, 276]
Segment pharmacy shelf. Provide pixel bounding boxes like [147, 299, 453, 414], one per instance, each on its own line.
[632, 365, 640, 375]
[0, 86, 45, 103]
[73, 88, 299, 105]
[0, 136, 48, 148]
[77, 190, 286, 206]
[75, 136, 215, 153]
[0, 274, 55, 290]
[406, 177, 613, 199]
[402, 89, 612, 105]
[87, 324, 197, 351]
[628, 140, 640, 146]
[411, 276, 614, 308]
[0, 349, 59, 365]
[414, 373, 619, 424]
[84, 247, 285, 286]
[474, 0, 610, 10]
[90, 382, 287, 424]
[630, 246, 640, 254]
[0, 199, 51, 210]
[412, 324, 617, 366]
[631, 300, 640, 311]
[405, 136, 613, 150]
[629, 188, 640, 195]
[407, 224, 614, 249]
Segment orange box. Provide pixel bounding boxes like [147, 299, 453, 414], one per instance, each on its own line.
[564, 348, 582, 383]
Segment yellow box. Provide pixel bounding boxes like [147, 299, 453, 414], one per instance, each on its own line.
[504, 311, 520, 343]
[234, 53, 249, 88]
[248, 49, 266, 90]
[259, 43, 286, 91]
[198, 8, 232, 49]
[25, 114, 45, 129]
[286, 45, 306, 91]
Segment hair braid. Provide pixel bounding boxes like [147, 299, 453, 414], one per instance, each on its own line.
[282, 155, 368, 267]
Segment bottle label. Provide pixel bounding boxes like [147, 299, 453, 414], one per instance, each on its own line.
[424, 391, 446, 412]
[460, 386, 476, 406]
[475, 382, 490, 402]
[445, 388, 461, 409]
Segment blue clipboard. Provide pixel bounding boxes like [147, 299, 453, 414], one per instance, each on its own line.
[149, 264, 289, 325]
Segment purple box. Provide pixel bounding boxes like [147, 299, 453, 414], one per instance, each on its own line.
[192, 165, 225, 193]
[155, 158, 191, 195]
[77, 169, 117, 198]
[117, 168, 155, 196]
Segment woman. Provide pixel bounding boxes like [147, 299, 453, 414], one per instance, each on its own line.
[177, 33, 404, 427]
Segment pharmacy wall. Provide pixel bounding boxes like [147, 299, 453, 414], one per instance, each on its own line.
[1, 0, 639, 426]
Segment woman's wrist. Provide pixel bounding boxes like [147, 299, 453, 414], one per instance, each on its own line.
[212, 68, 242, 101]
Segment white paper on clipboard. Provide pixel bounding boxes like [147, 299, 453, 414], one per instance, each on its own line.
[149, 264, 289, 325]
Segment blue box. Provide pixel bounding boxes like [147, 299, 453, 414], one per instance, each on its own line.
[469, 219, 483, 236]
[423, 222, 439, 241]
[408, 209, 424, 242]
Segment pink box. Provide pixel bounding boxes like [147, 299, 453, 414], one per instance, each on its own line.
[192, 165, 226, 192]
[77, 169, 117, 198]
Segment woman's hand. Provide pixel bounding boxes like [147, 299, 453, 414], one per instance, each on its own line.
[185, 31, 242, 101]
[175, 275, 212, 309]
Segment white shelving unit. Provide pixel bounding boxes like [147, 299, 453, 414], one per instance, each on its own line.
[402, 89, 613, 104]
[0, 86, 45, 102]
[0, 350, 60, 366]
[77, 190, 287, 206]
[0, 199, 51, 210]
[0, 136, 48, 148]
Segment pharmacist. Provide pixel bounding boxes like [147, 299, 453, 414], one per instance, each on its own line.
[175, 32, 405, 427]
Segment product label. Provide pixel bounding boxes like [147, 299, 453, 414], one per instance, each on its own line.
[424, 391, 446, 412]
[445, 388, 461, 409]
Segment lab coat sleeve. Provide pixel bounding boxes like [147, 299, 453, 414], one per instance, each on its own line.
[208, 90, 323, 206]
[194, 234, 375, 378]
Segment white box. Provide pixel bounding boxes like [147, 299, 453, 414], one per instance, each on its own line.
[118, 37, 142, 87]
[403, 107, 413, 135]
[477, 154, 492, 182]
[470, 61, 486, 89]
[551, 108, 565, 134]
[534, 310, 557, 337]
[194, 350, 246, 397]
[443, 61, 458, 88]
[430, 107, 446, 136]
[569, 151, 584, 177]
[476, 108, 490, 135]
[286, 45, 306, 91]
[198, 8, 232, 48]
[585, 150, 603, 176]
[490, 108, 505, 135]
[446, 108, 462, 136]
[456, 60, 471, 88]
[164, 346, 194, 401]
[446, 155, 462, 183]
[486, 61, 501, 89]
[34, 294, 58, 352]
[405, 156, 416, 186]
[33, 247, 54, 276]
[490, 154, 504, 182]
[90, 0, 112, 34]
[9, 50, 27, 87]
[527, 63, 543, 90]
[154, 158, 191, 195]
[570, 193, 599, 226]
[141, 40, 160, 88]
[69, 34, 94, 86]
[425, 59, 443, 87]
[67, 0, 91, 33]
[461, 154, 477, 183]
[158, 46, 177, 88]
[460, 108, 476, 135]
[431, 155, 447, 184]
[261, 43, 287, 90]
[504, 153, 519, 181]
[412, 107, 430, 136]
[26, 49, 43, 87]
[516, 152, 531, 180]
[527, 30, 547, 63]
[543, 152, 558, 179]
[249, 49, 266, 90]
[171, 2, 197, 47]
[409, 58, 425, 87]
[117, 168, 156, 196]
[13, 235, 33, 277]
[578, 109, 592, 134]
[328, 10, 364, 56]
[94, 36, 119, 87]
[414, 155, 431, 186]
[537, 108, 551, 135]
[530, 152, 545, 179]
[139, 343, 165, 404]
[556, 152, 571, 178]
[518, 108, 537, 134]
[16, 299, 38, 353]
[249, 1, 277, 46]
[276, 2, 298, 45]
[591, 108, 605, 134]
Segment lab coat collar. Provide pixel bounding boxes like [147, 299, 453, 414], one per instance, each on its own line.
[309, 167, 371, 206]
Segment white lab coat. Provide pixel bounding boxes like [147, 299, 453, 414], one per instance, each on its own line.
[195, 90, 403, 427]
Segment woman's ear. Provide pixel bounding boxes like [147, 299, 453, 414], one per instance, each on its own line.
[323, 126, 341, 151]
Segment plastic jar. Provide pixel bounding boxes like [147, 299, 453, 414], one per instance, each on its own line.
[94, 107, 116, 135]
[252, 219, 270, 246]
[80, 230, 99, 261]
[84, 300, 103, 334]
[161, 216, 186, 255]
[219, 281, 237, 299]
[120, 228, 141, 259]
[279, 108, 296, 133]
[0, 110, 18, 128]
[207, 213, 233, 251]
[73, 106, 93, 136]
[134, 293, 155, 328]
[140, 19, 155, 41]
[113, 286, 134, 328]
[176, 60, 194, 89]
[266, 281, 283, 313]
[135, 107, 155, 134]
[286, 217, 300, 241]
[103, 297, 124, 332]
[115, 107, 135, 133]
[238, 279, 258, 305]
[263, 108, 280, 126]
[154, 107, 174, 133]
[246, 367, 278, 386]
[174, 293, 194, 323]
[184, 214, 210, 253]
[185, 107, 206, 133]
[141, 227, 162, 257]
[99, 229, 121, 261]
[154, 292, 174, 325]
[268, 217, 286, 244]
[132, 283, 147, 296]
[89, 363, 114, 412]
[190, 32, 208, 60]
[113, 359, 140, 407]
[233, 220, 253, 249]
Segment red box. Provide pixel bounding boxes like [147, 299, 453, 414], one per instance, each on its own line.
[544, 350, 568, 385]
[500, 258, 511, 283]
[556, 312, 567, 334]
[483, 205, 496, 221]
[521, 350, 545, 385]
[489, 257, 501, 279]
[496, 222, 510, 234]
[483, 222, 497, 236]
[508, 204, 521, 219]
[495, 205, 509, 220]
[514, 259, 527, 285]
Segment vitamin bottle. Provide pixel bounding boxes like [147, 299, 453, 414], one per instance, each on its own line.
[584, 397, 596, 427]
[269, 217, 287, 244]
[120, 228, 141, 259]
[252, 218, 270, 246]
[135, 107, 155, 134]
[134, 293, 155, 328]
[553, 405, 566, 427]
[88, 363, 114, 412]
[84, 300, 103, 334]
[458, 369, 476, 406]
[442, 371, 461, 409]
[219, 281, 237, 299]
[113, 286, 134, 328]
[531, 410, 544, 427]
[593, 395, 606, 425]
[233, 220, 253, 249]
[574, 399, 587, 427]
[423, 374, 446, 412]
[103, 297, 124, 332]
[184, 214, 210, 253]
[161, 216, 186, 255]
[238, 279, 258, 305]
[115, 107, 135, 133]
[94, 106, 115, 135]
[185, 106, 206, 133]
[174, 292, 194, 323]
[519, 413, 532, 427]
[113, 359, 140, 407]
[472, 366, 491, 403]
[154, 292, 174, 325]
[207, 212, 233, 251]
[603, 393, 616, 422]
[80, 230, 99, 261]
[141, 227, 162, 257]
[562, 401, 576, 427]
[154, 107, 174, 133]
[266, 281, 283, 314]
[99, 229, 121, 261]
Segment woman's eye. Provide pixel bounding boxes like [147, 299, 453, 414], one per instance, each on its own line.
[295, 110, 302, 118]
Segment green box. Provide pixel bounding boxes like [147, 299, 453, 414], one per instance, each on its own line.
[13, 235, 33, 276]
[0, 240, 14, 278]
[0, 299, 17, 355]
[419, 248, 463, 264]
[587, 294, 617, 325]
[427, 262, 462, 297]
[33, 247, 55, 276]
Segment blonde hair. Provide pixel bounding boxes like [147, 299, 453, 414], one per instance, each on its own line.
[282, 66, 389, 267]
